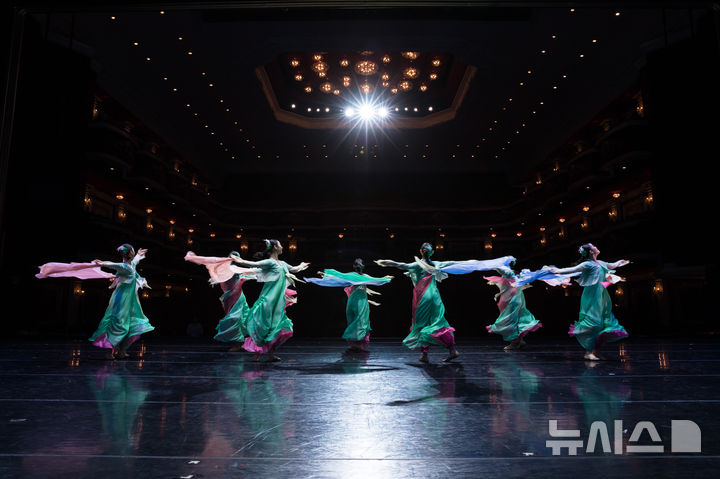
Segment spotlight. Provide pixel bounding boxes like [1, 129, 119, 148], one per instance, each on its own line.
[358, 103, 374, 120]
[344, 107, 354, 117]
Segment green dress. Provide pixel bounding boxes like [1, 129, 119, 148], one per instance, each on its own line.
[486, 268, 542, 342]
[305, 269, 392, 349]
[242, 259, 294, 353]
[89, 258, 154, 350]
[214, 275, 250, 343]
[402, 261, 456, 351]
[570, 260, 628, 350]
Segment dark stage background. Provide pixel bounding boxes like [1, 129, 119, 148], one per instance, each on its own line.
[0, 2, 716, 341]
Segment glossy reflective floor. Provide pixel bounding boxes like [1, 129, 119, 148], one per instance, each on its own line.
[1, 337, 719, 478]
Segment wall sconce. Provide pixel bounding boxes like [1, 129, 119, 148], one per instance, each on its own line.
[240, 241, 249, 253]
[83, 190, 93, 212]
[117, 206, 127, 222]
[652, 279, 664, 295]
[141, 290, 150, 299]
[168, 228, 175, 240]
[92, 97, 100, 119]
[484, 240, 493, 250]
[581, 218, 589, 230]
[540, 234, 547, 246]
[636, 95, 645, 118]
[608, 205, 619, 221]
[145, 218, 153, 231]
[289, 238, 297, 252]
[73, 283, 85, 296]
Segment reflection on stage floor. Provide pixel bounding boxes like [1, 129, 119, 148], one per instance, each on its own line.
[1, 338, 718, 478]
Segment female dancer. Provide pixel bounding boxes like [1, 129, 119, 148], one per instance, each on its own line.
[376, 243, 512, 363]
[229, 239, 309, 362]
[88, 244, 155, 358]
[305, 258, 393, 351]
[485, 259, 542, 351]
[184, 251, 259, 349]
[37, 244, 154, 359]
[35, 243, 155, 359]
[549, 243, 629, 360]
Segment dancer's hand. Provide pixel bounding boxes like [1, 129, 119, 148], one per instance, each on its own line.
[374, 260, 388, 267]
[383, 275, 394, 280]
[137, 248, 148, 256]
[92, 259, 102, 265]
[297, 262, 310, 271]
[230, 252, 242, 262]
[616, 259, 630, 267]
[317, 271, 325, 277]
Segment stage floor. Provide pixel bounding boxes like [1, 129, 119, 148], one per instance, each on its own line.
[1, 337, 719, 478]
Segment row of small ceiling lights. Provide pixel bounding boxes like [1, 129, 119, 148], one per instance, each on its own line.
[484, 9, 627, 240]
[110, 11, 269, 162]
[290, 104, 435, 114]
[482, 9, 622, 161]
[108, 11, 258, 239]
[109, 13, 461, 161]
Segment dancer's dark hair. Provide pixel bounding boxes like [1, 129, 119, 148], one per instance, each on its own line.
[253, 239, 280, 260]
[117, 244, 134, 261]
[420, 242, 435, 265]
[353, 258, 364, 273]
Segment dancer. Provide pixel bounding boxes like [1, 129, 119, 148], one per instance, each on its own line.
[184, 251, 259, 350]
[229, 239, 309, 362]
[376, 243, 513, 363]
[484, 261, 572, 351]
[37, 244, 154, 359]
[549, 243, 629, 361]
[305, 258, 393, 351]
[485, 260, 542, 351]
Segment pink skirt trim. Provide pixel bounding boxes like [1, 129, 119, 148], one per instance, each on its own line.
[596, 329, 629, 347]
[91, 333, 142, 350]
[347, 334, 370, 350]
[242, 329, 293, 354]
[430, 327, 456, 348]
[518, 322, 543, 338]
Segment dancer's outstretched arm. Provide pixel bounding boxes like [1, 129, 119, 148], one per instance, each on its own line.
[374, 259, 413, 270]
[548, 264, 586, 275]
[131, 248, 148, 266]
[92, 259, 131, 272]
[607, 259, 630, 269]
[229, 252, 268, 268]
[288, 262, 311, 273]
